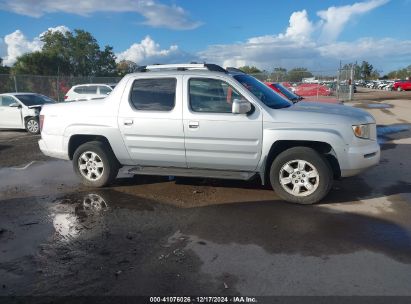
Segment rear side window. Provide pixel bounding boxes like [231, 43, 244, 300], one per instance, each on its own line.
[99, 86, 112, 95]
[130, 78, 176, 111]
[74, 86, 97, 94]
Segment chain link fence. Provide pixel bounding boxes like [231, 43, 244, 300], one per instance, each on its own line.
[1, 68, 355, 103]
[0, 74, 122, 102]
[336, 67, 355, 101]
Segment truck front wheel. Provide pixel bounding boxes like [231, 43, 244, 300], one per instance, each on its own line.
[73, 141, 119, 187]
[269, 147, 333, 204]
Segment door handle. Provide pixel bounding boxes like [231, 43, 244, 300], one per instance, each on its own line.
[123, 119, 133, 126]
[189, 121, 199, 129]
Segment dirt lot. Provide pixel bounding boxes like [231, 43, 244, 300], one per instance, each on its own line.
[1, 87, 411, 299]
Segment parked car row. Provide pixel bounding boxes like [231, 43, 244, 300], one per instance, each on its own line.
[356, 79, 411, 91]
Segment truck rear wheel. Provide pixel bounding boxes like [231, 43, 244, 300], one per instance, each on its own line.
[269, 147, 333, 204]
[73, 141, 119, 187]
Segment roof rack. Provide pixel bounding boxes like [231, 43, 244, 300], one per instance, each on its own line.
[140, 63, 227, 73]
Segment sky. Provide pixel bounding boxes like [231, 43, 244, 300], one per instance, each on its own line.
[0, 0, 410, 74]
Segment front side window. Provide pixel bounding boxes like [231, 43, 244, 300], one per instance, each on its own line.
[189, 78, 243, 113]
[0, 96, 17, 107]
[130, 78, 176, 111]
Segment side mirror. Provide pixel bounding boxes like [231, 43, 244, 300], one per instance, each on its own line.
[9, 102, 21, 108]
[106, 92, 110, 95]
[232, 99, 251, 114]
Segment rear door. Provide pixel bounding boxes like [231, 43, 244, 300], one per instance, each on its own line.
[182, 76, 263, 171]
[118, 75, 186, 167]
[0, 95, 23, 128]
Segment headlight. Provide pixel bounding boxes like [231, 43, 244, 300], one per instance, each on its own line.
[352, 124, 371, 139]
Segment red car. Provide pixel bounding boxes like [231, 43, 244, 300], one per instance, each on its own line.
[393, 80, 411, 91]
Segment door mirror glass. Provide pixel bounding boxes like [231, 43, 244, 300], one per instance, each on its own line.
[9, 102, 21, 108]
[232, 99, 251, 114]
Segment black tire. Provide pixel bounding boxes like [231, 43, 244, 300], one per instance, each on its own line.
[269, 147, 333, 205]
[25, 117, 40, 134]
[72, 141, 119, 187]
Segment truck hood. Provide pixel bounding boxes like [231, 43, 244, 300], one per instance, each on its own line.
[277, 101, 375, 125]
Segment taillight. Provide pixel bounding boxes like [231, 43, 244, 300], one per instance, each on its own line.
[39, 115, 44, 132]
[64, 95, 68, 100]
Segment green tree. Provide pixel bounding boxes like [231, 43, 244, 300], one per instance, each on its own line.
[287, 68, 313, 82]
[13, 29, 117, 76]
[387, 65, 411, 80]
[96, 45, 117, 76]
[370, 70, 380, 79]
[238, 66, 262, 74]
[0, 58, 10, 74]
[270, 67, 287, 82]
[12, 51, 70, 75]
[360, 61, 373, 80]
[116, 60, 139, 76]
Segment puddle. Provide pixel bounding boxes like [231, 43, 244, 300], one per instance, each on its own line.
[0, 160, 136, 200]
[0, 160, 80, 197]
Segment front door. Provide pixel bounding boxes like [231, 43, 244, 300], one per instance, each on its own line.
[118, 76, 187, 168]
[182, 76, 263, 171]
[0, 96, 23, 128]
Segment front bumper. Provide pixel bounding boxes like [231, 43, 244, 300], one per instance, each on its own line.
[340, 141, 380, 177]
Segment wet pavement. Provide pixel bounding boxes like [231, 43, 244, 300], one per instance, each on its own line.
[1, 89, 411, 297]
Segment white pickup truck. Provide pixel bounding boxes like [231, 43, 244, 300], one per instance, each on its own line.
[39, 64, 380, 204]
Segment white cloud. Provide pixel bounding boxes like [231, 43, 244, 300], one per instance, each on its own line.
[2, 1, 409, 73]
[116, 35, 196, 65]
[40, 25, 70, 37]
[318, 38, 411, 63]
[1, 25, 69, 66]
[282, 10, 314, 42]
[199, 0, 405, 73]
[2, 30, 42, 66]
[0, 0, 201, 30]
[317, 0, 389, 42]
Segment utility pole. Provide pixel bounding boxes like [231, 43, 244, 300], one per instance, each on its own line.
[349, 63, 354, 101]
[57, 65, 60, 102]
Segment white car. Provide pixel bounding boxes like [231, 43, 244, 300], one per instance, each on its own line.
[0, 93, 55, 134]
[39, 63, 380, 205]
[64, 84, 116, 102]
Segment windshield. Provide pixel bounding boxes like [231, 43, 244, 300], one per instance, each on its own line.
[234, 75, 292, 109]
[16, 94, 55, 106]
[274, 83, 300, 100]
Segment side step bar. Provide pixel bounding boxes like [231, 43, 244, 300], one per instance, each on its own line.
[128, 166, 256, 181]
